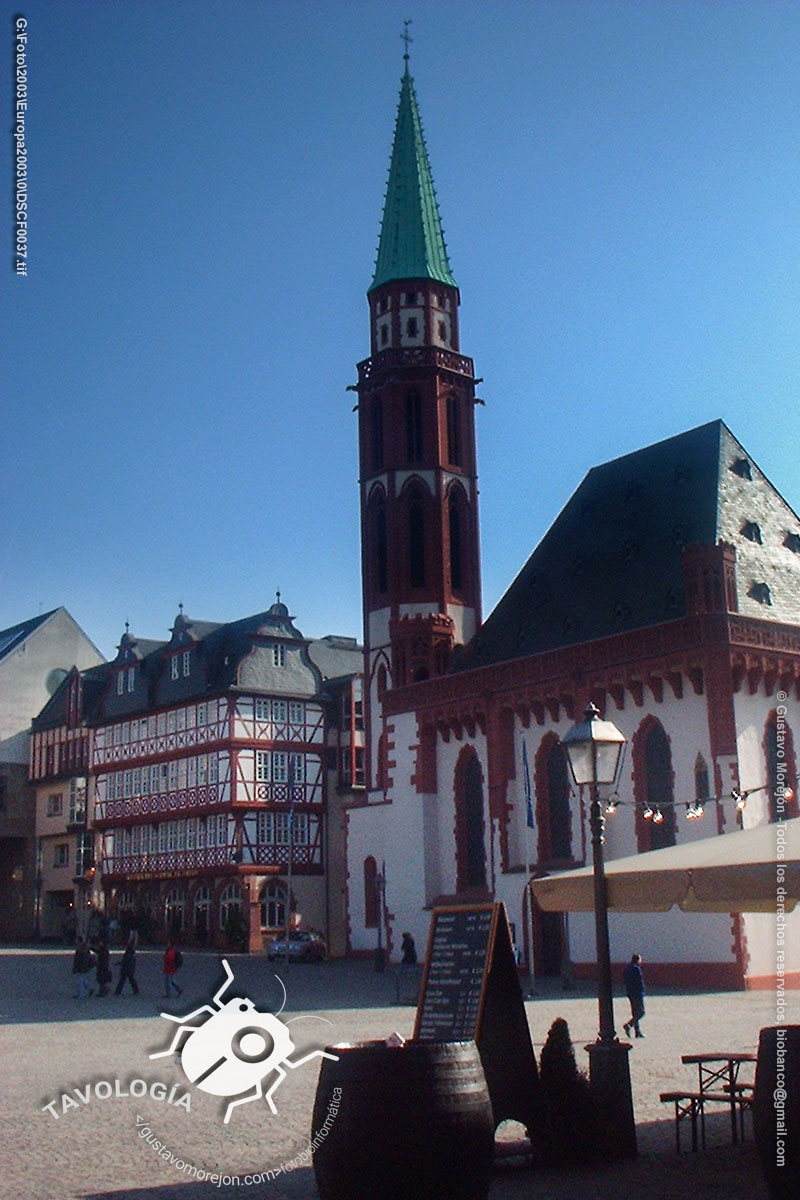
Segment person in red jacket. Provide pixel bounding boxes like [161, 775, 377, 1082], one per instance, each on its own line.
[162, 940, 183, 998]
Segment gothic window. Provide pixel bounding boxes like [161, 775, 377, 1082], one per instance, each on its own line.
[455, 749, 487, 890]
[409, 493, 425, 588]
[446, 395, 462, 466]
[764, 711, 798, 822]
[534, 734, 572, 862]
[448, 492, 463, 592]
[694, 754, 710, 802]
[376, 500, 388, 593]
[634, 719, 676, 851]
[405, 391, 423, 462]
[363, 856, 378, 927]
[371, 400, 384, 470]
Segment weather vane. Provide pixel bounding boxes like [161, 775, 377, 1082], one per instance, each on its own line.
[401, 19, 413, 64]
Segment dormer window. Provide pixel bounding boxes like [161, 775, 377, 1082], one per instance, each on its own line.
[127, 666, 136, 692]
[749, 581, 772, 606]
[182, 651, 191, 677]
[741, 521, 762, 543]
[731, 458, 752, 479]
[116, 672, 124, 696]
[273, 644, 286, 667]
[171, 657, 179, 681]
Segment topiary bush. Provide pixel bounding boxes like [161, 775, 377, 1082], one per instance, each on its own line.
[539, 1017, 600, 1165]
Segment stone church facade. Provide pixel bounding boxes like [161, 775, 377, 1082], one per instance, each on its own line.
[344, 59, 800, 989]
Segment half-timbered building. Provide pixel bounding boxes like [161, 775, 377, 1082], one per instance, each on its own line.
[32, 601, 361, 951]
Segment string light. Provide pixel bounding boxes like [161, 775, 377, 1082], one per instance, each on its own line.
[561, 783, 787, 823]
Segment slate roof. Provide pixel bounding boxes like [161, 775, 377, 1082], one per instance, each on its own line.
[0, 609, 59, 662]
[370, 66, 457, 292]
[455, 420, 800, 672]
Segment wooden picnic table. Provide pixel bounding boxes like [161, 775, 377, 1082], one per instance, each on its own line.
[680, 1052, 756, 1144]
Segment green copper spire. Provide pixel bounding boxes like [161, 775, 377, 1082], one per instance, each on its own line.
[369, 64, 457, 292]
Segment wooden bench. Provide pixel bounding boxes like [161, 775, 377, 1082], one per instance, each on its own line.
[660, 1090, 744, 1152]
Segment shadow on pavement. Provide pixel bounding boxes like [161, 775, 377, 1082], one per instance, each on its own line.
[0, 948, 426, 1025]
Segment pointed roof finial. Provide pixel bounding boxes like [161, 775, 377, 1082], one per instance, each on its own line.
[179, 600, 184, 615]
[276, 588, 281, 605]
[401, 19, 413, 68]
[125, 621, 130, 635]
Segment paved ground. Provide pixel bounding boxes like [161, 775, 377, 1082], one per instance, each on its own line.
[0, 945, 790, 1199]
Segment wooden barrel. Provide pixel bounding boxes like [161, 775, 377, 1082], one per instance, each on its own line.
[311, 1039, 494, 1200]
[753, 1025, 800, 1200]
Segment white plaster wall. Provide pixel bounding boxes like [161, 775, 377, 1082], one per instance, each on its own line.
[567, 908, 738, 966]
[742, 908, 800, 982]
[0, 609, 103, 763]
[734, 689, 800, 826]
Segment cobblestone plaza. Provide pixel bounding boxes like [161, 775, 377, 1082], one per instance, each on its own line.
[1, 947, 785, 1199]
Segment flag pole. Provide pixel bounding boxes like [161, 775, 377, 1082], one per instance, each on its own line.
[522, 738, 536, 998]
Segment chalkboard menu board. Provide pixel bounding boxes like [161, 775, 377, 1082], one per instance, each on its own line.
[414, 902, 543, 1137]
[414, 904, 494, 1041]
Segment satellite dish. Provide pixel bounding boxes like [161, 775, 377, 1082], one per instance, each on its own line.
[45, 667, 69, 695]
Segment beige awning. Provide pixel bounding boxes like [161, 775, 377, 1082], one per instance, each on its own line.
[530, 817, 800, 913]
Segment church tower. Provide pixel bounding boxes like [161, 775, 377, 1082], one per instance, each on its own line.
[356, 53, 482, 790]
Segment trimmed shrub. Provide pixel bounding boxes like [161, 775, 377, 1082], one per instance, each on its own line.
[539, 1017, 599, 1165]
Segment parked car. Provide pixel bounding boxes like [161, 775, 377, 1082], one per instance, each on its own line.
[266, 930, 327, 962]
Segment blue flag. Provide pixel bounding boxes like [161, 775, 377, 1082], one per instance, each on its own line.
[522, 739, 534, 829]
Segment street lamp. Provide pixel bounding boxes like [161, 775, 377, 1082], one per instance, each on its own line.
[562, 702, 636, 1158]
[374, 867, 386, 973]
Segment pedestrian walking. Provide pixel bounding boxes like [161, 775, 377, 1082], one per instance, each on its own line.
[623, 952, 646, 1038]
[72, 937, 95, 998]
[400, 931, 417, 966]
[95, 937, 112, 997]
[115, 934, 139, 995]
[162, 941, 183, 998]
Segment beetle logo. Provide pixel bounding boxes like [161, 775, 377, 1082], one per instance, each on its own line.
[150, 958, 338, 1123]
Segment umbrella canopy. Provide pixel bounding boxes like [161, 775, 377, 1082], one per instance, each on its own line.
[530, 818, 800, 913]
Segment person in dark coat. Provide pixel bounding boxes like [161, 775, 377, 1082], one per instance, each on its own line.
[95, 937, 112, 997]
[623, 952, 645, 1038]
[72, 937, 95, 998]
[115, 934, 140, 995]
[400, 932, 417, 966]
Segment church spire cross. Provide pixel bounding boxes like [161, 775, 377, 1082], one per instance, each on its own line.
[401, 19, 412, 65]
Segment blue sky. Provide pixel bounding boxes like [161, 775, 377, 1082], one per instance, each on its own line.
[3, 0, 800, 660]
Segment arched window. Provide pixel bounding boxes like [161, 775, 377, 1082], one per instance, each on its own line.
[633, 719, 676, 851]
[449, 493, 463, 592]
[164, 888, 186, 932]
[409, 494, 425, 588]
[260, 881, 286, 929]
[192, 885, 210, 941]
[364, 856, 378, 927]
[371, 399, 384, 470]
[534, 734, 572, 862]
[368, 488, 388, 598]
[219, 883, 243, 931]
[405, 391, 423, 463]
[764, 711, 799, 822]
[454, 749, 487, 891]
[376, 502, 388, 593]
[694, 754, 710, 803]
[446, 394, 462, 466]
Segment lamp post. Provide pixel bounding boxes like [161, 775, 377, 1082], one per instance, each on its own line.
[562, 702, 636, 1158]
[374, 866, 386, 973]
